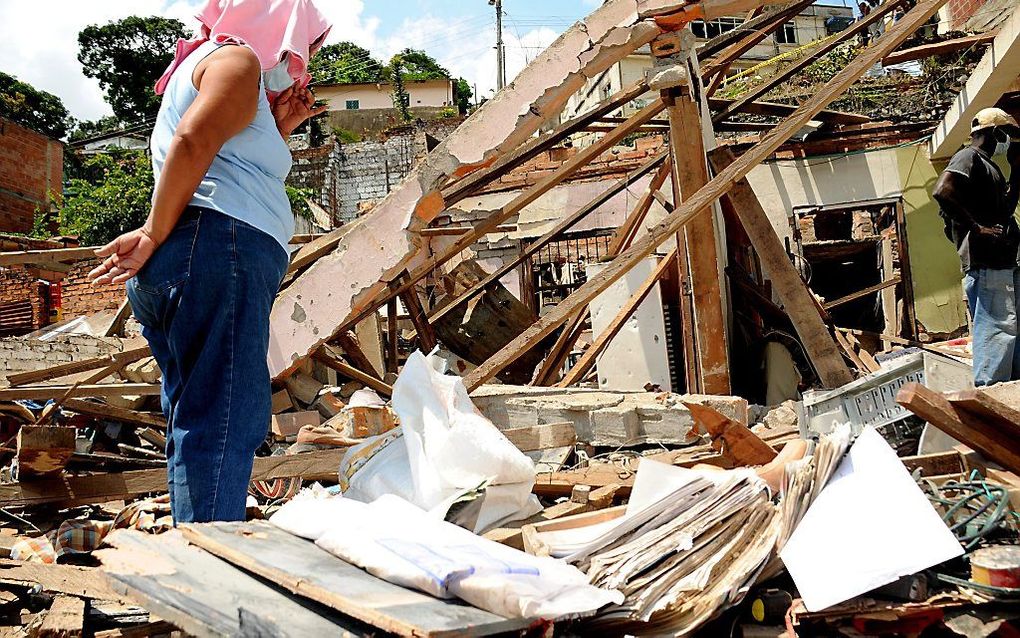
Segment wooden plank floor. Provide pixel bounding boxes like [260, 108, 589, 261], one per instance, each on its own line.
[98, 529, 374, 638]
[180, 520, 532, 638]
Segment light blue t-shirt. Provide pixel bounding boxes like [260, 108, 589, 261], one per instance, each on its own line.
[150, 41, 294, 251]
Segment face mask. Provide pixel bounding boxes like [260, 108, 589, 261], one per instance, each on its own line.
[994, 129, 1012, 157]
[263, 55, 295, 93]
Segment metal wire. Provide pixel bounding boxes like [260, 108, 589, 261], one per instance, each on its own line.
[923, 478, 1013, 550]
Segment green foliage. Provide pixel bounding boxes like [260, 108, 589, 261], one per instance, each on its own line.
[70, 115, 125, 142]
[454, 78, 473, 114]
[386, 55, 412, 123]
[31, 203, 57, 239]
[803, 42, 860, 84]
[394, 49, 450, 81]
[332, 127, 361, 143]
[58, 150, 153, 245]
[78, 16, 189, 121]
[0, 71, 73, 139]
[309, 42, 384, 84]
[286, 185, 314, 221]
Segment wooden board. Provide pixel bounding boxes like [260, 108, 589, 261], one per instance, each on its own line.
[179, 521, 529, 638]
[883, 31, 997, 66]
[312, 348, 393, 397]
[0, 449, 343, 509]
[947, 389, 1020, 434]
[0, 559, 126, 603]
[6, 346, 151, 387]
[99, 529, 372, 638]
[666, 87, 730, 394]
[0, 384, 160, 401]
[898, 383, 1020, 475]
[463, 0, 945, 390]
[16, 426, 76, 477]
[36, 595, 84, 638]
[60, 399, 166, 430]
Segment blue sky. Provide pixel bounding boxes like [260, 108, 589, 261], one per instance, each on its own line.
[0, 0, 855, 122]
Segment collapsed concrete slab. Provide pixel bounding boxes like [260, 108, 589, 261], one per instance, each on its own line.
[471, 385, 749, 446]
[267, 0, 695, 379]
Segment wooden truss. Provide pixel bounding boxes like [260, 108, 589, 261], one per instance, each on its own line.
[268, 0, 948, 394]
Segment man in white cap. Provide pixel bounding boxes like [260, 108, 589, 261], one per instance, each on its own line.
[934, 107, 1020, 385]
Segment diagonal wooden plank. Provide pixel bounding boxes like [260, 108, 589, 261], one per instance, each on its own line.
[441, 81, 651, 205]
[463, 0, 944, 390]
[712, 0, 908, 124]
[898, 383, 1020, 475]
[558, 249, 677, 387]
[7, 346, 151, 387]
[426, 152, 667, 330]
[709, 147, 853, 387]
[333, 99, 668, 345]
[180, 521, 529, 638]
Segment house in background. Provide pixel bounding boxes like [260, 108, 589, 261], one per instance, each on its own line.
[561, 3, 854, 121]
[315, 78, 457, 139]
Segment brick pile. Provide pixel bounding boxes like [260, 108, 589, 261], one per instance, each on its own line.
[61, 259, 124, 318]
[0, 267, 49, 329]
[0, 117, 63, 234]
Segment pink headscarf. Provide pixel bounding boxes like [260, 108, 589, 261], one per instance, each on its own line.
[155, 0, 331, 95]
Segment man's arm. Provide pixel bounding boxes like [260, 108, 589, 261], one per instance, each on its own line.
[1006, 142, 1020, 213]
[933, 171, 982, 229]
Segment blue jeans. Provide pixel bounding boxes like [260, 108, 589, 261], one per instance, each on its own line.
[964, 268, 1020, 386]
[127, 208, 289, 523]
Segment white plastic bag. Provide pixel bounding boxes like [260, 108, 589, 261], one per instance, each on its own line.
[340, 350, 540, 531]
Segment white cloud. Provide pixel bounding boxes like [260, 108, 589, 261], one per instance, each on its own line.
[0, 0, 564, 123]
[0, 0, 378, 123]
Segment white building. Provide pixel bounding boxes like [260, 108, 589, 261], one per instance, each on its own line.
[315, 79, 455, 113]
[562, 4, 855, 120]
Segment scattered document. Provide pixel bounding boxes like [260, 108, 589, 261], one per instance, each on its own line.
[780, 426, 963, 612]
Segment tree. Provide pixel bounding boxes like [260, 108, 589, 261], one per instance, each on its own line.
[57, 150, 154, 245]
[394, 49, 450, 81]
[78, 16, 189, 121]
[454, 78, 473, 114]
[309, 42, 384, 84]
[385, 55, 412, 123]
[69, 115, 124, 142]
[0, 72, 73, 139]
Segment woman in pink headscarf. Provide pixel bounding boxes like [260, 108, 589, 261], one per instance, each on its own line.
[89, 0, 331, 523]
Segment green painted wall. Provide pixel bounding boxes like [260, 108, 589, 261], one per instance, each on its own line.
[896, 143, 969, 335]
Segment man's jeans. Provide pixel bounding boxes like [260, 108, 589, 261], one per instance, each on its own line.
[964, 267, 1020, 386]
[127, 208, 288, 523]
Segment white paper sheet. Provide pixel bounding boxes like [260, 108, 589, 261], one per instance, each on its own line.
[780, 427, 963, 612]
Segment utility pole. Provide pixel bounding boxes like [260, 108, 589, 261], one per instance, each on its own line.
[491, 0, 505, 91]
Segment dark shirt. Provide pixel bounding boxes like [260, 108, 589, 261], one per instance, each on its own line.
[940, 146, 1020, 271]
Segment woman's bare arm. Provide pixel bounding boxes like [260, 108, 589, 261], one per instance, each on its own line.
[90, 46, 260, 285]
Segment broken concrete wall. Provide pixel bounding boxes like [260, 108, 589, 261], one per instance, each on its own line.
[0, 335, 123, 382]
[741, 143, 971, 337]
[268, 0, 666, 379]
[471, 384, 748, 446]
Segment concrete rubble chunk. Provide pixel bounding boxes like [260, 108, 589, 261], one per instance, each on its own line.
[472, 385, 748, 446]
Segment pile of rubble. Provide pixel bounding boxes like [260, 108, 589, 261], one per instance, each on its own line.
[0, 0, 1018, 634]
